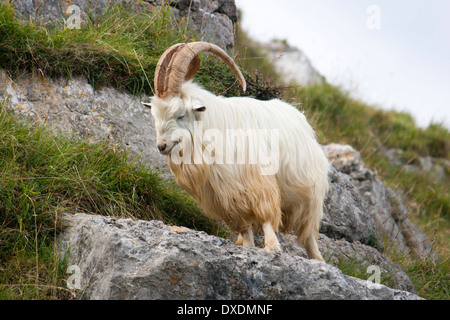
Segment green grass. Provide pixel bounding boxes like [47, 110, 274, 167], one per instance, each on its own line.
[291, 83, 449, 226]
[404, 255, 449, 300]
[0, 99, 227, 299]
[233, 25, 449, 299]
[0, 1, 188, 95]
[292, 83, 449, 159]
[0, 2, 277, 99]
[286, 67, 449, 301]
[324, 242, 449, 299]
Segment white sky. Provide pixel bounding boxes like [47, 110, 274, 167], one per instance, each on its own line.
[235, 0, 450, 128]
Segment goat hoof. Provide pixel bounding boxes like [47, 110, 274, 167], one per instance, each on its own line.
[310, 255, 325, 263]
[235, 234, 243, 246]
[264, 244, 281, 254]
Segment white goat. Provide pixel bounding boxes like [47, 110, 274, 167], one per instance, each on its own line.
[142, 42, 330, 261]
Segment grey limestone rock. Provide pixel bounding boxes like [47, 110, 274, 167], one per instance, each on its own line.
[323, 144, 435, 260]
[0, 71, 171, 178]
[258, 40, 325, 86]
[322, 167, 381, 247]
[58, 213, 422, 300]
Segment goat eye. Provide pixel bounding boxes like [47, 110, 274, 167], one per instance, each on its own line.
[177, 114, 185, 120]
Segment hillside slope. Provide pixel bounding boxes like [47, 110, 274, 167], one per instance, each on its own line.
[0, 1, 448, 299]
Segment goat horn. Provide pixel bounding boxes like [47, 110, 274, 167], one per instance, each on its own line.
[184, 54, 201, 82]
[154, 43, 185, 99]
[154, 44, 211, 98]
[166, 42, 247, 98]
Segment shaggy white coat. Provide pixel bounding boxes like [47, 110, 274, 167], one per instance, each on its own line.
[150, 81, 330, 260]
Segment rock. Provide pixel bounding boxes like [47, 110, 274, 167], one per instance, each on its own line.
[322, 144, 435, 260]
[0, 71, 171, 178]
[58, 213, 422, 300]
[215, 0, 238, 22]
[183, 4, 235, 50]
[384, 147, 449, 183]
[387, 189, 437, 260]
[322, 167, 381, 247]
[277, 233, 416, 293]
[247, 230, 416, 293]
[11, 0, 238, 50]
[257, 40, 325, 86]
[168, 0, 201, 11]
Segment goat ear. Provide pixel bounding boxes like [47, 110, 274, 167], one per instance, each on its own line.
[141, 102, 152, 109]
[193, 105, 207, 112]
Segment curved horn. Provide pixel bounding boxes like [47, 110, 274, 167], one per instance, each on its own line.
[154, 43, 185, 98]
[166, 42, 247, 98]
[184, 54, 201, 82]
[154, 44, 211, 98]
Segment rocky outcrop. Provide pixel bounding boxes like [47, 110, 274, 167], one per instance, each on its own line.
[384, 147, 449, 183]
[0, 71, 169, 177]
[58, 213, 421, 300]
[323, 144, 435, 261]
[258, 40, 324, 86]
[322, 167, 380, 246]
[11, 0, 238, 50]
[169, 0, 238, 50]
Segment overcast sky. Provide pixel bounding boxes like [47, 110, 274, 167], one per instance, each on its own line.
[235, 0, 450, 128]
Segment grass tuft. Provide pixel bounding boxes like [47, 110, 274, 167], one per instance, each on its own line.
[0, 2, 188, 95]
[0, 100, 225, 299]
